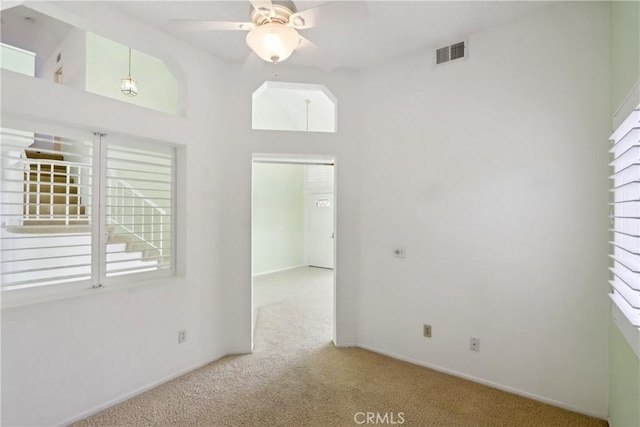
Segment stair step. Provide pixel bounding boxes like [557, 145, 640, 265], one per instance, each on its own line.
[3, 224, 92, 234]
[25, 150, 64, 161]
[26, 183, 78, 194]
[143, 248, 163, 259]
[106, 249, 146, 262]
[29, 164, 67, 173]
[27, 193, 79, 205]
[26, 204, 86, 216]
[106, 258, 159, 272]
[106, 243, 127, 253]
[23, 219, 90, 226]
[127, 241, 151, 252]
[107, 234, 132, 244]
[26, 172, 75, 183]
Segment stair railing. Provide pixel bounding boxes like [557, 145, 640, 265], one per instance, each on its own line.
[24, 156, 77, 226]
[107, 177, 167, 256]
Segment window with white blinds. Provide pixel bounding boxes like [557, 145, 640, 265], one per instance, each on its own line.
[610, 108, 640, 331]
[0, 125, 176, 300]
[1, 129, 94, 291]
[105, 144, 174, 278]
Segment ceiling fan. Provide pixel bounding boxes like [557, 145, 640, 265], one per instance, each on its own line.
[169, 0, 368, 66]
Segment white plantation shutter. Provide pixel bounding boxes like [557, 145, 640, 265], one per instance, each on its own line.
[1, 123, 177, 302]
[610, 109, 640, 329]
[105, 142, 174, 279]
[0, 128, 94, 291]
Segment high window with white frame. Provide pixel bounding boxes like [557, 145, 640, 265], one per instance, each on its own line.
[0, 123, 176, 304]
[252, 81, 337, 133]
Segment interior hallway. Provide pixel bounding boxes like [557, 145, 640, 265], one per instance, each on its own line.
[252, 266, 334, 346]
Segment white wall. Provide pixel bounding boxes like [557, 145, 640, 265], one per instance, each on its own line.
[216, 67, 363, 352]
[0, 2, 233, 425]
[358, 1, 610, 417]
[39, 27, 86, 89]
[252, 163, 305, 275]
[0, 0, 613, 425]
[252, 92, 299, 131]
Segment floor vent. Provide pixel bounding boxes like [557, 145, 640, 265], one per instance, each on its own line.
[435, 41, 467, 65]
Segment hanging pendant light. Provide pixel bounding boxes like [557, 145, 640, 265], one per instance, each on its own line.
[121, 48, 138, 97]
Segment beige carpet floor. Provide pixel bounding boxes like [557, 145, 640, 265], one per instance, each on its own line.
[75, 267, 606, 427]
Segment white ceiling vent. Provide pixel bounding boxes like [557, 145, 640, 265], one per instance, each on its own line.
[435, 41, 467, 65]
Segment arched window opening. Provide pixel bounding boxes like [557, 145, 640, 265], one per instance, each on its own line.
[252, 81, 337, 133]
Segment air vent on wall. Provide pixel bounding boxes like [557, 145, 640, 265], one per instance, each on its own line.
[435, 41, 466, 65]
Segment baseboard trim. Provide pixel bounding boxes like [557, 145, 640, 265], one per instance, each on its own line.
[252, 264, 307, 278]
[334, 342, 358, 348]
[57, 355, 223, 426]
[57, 341, 606, 425]
[356, 343, 607, 421]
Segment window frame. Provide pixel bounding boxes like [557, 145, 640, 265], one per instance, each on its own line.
[1, 117, 179, 308]
[609, 98, 640, 358]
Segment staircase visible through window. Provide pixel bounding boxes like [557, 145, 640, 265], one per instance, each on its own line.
[0, 124, 176, 299]
[105, 144, 173, 277]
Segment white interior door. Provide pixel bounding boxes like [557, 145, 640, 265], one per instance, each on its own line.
[309, 192, 334, 269]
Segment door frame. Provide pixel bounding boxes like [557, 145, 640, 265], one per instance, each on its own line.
[251, 153, 338, 348]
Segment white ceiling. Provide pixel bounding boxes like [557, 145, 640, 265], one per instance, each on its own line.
[111, 1, 558, 70]
[0, 5, 74, 72]
[0, 1, 558, 72]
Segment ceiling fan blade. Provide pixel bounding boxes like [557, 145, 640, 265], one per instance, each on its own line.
[250, 0, 275, 18]
[290, 2, 368, 30]
[169, 20, 254, 32]
[297, 35, 339, 72]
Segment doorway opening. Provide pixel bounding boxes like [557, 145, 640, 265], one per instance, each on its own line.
[251, 154, 336, 350]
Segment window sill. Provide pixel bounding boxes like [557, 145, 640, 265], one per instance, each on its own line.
[1, 271, 179, 310]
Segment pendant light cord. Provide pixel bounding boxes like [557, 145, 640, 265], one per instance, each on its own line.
[305, 99, 310, 132]
[128, 48, 132, 77]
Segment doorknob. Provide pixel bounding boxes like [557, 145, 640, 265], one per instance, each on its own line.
[331, 232, 334, 239]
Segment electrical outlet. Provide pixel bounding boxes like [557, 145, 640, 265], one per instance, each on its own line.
[393, 247, 406, 258]
[423, 324, 432, 338]
[470, 337, 480, 352]
[178, 330, 187, 344]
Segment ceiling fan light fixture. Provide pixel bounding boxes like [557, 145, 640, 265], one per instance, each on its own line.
[246, 23, 300, 63]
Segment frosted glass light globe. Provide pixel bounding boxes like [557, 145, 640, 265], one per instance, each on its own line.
[246, 23, 300, 64]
